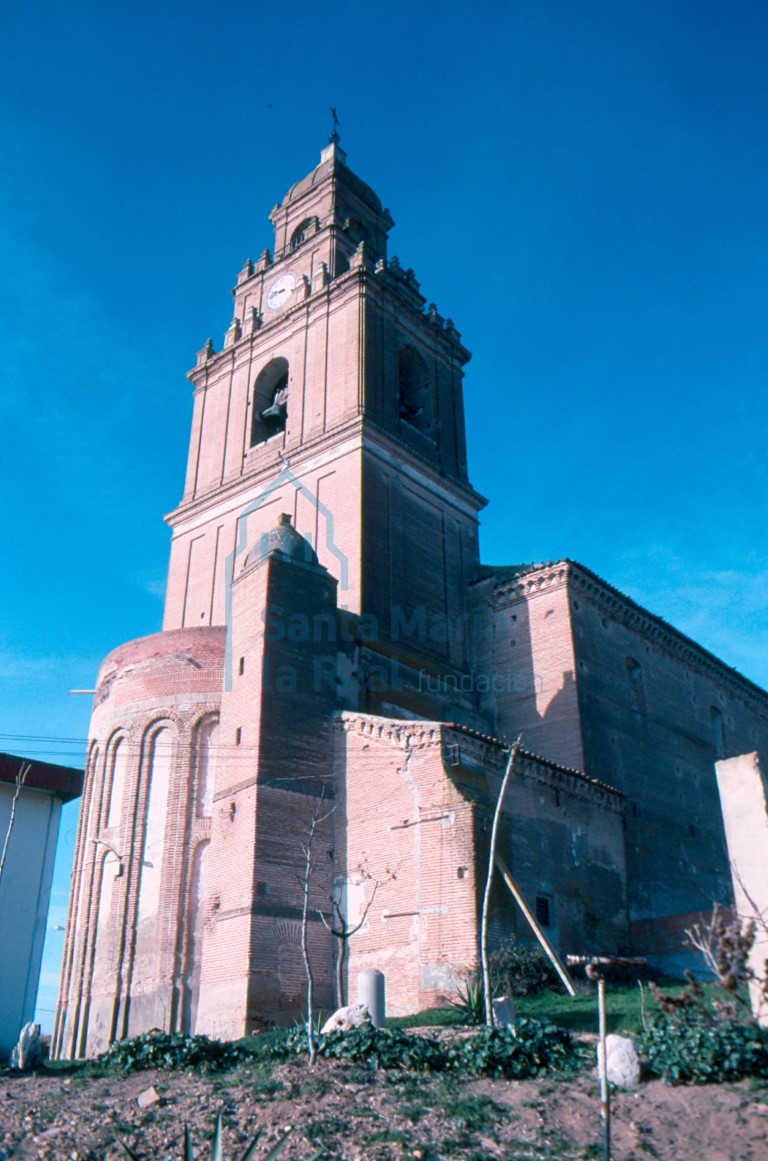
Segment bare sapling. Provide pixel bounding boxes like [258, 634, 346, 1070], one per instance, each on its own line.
[480, 735, 522, 1026]
[319, 863, 395, 1006]
[679, 896, 768, 1023]
[300, 794, 335, 1065]
[0, 762, 32, 890]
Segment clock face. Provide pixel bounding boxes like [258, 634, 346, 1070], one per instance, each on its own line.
[266, 273, 297, 311]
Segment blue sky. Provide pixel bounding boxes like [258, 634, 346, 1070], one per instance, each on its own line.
[1, 0, 766, 1029]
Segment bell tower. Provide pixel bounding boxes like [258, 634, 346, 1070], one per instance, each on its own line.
[54, 137, 497, 1055]
[163, 137, 485, 714]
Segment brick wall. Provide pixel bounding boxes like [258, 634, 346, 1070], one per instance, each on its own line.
[568, 564, 768, 948]
[337, 716, 479, 1014]
[54, 628, 224, 1058]
[338, 714, 626, 1015]
[474, 566, 584, 767]
[195, 543, 341, 1037]
[484, 560, 768, 969]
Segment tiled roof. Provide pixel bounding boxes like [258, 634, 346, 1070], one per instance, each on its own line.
[445, 721, 623, 797]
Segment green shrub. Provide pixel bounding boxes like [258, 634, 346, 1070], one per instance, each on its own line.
[449, 979, 485, 1025]
[97, 1029, 251, 1073]
[271, 1023, 455, 1072]
[639, 1015, 768, 1084]
[449, 938, 560, 1026]
[271, 1017, 579, 1079]
[489, 938, 560, 997]
[458, 1018, 580, 1079]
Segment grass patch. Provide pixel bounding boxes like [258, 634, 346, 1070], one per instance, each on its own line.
[520, 980, 745, 1035]
[517, 987, 644, 1034]
[448, 1092, 504, 1132]
[398, 1103, 429, 1123]
[387, 1007, 463, 1029]
[367, 1127, 408, 1144]
[298, 1074, 332, 1097]
[388, 979, 720, 1036]
[234, 1028, 291, 1059]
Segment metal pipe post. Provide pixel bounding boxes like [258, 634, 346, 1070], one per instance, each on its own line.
[598, 975, 611, 1161]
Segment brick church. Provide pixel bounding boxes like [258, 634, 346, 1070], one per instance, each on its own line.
[54, 136, 768, 1057]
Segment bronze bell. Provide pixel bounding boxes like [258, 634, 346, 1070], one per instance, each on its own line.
[260, 400, 285, 421]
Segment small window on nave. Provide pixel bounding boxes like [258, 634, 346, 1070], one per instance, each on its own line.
[397, 346, 433, 436]
[711, 706, 727, 759]
[625, 657, 647, 715]
[251, 358, 289, 446]
[535, 895, 552, 928]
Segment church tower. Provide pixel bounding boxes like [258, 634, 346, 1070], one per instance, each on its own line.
[164, 137, 486, 715]
[53, 138, 490, 1055]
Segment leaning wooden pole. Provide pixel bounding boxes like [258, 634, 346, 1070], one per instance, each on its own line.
[495, 854, 576, 996]
[480, 736, 522, 1026]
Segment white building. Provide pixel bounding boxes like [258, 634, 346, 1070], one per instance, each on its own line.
[0, 752, 82, 1059]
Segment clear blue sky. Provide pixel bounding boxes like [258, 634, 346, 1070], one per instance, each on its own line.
[1, 0, 766, 1029]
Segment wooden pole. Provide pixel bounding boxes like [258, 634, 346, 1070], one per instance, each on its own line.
[495, 854, 576, 996]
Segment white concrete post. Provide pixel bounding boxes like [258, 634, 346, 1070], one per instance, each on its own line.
[715, 751, 768, 1026]
[357, 969, 385, 1028]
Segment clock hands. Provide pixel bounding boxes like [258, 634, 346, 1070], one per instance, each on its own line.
[266, 275, 296, 310]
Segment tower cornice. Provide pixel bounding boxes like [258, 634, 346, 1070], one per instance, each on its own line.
[165, 414, 485, 534]
[189, 254, 469, 387]
[268, 141, 394, 234]
[361, 423, 487, 514]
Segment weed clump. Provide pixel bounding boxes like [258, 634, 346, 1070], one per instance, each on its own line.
[636, 902, 768, 1084]
[457, 1018, 579, 1079]
[639, 1015, 768, 1085]
[271, 1018, 580, 1079]
[449, 979, 485, 1025]
[272, 1023, 453, 1072]
[489, 937, 560, 997]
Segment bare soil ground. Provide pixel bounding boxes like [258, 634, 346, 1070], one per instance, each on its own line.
[0, 1057, 767, 1161]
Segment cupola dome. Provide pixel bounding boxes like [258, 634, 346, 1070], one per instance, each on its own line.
[242, 513, 319, 570]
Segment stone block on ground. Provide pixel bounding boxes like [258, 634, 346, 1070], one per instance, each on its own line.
[136, 1086, 161, 1108]
[492, 996, 515, 1027]
[10, 1023, 41, 1071]
[321, 1002, 371, 1034]
[597, 1033, 640, 1087]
